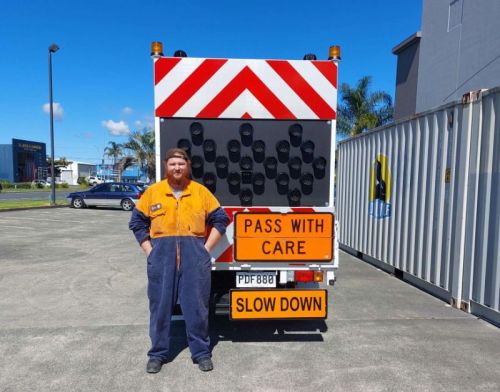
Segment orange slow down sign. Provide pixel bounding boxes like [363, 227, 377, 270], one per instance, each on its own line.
[234, 212, 334, 261]
[230, 289, 328, 320]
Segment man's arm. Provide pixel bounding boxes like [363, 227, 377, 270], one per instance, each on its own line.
[129, 208, 151, 256]
[204, 228, 223, 252]
[205, 207, 230, 252]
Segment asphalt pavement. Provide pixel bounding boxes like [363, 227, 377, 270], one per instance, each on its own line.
[0, 208, 499, 392]
[0, 190, 70, 201]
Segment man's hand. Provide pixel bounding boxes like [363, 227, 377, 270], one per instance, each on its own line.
[141, 239, 153, 257]
[204, 228, 223, 254]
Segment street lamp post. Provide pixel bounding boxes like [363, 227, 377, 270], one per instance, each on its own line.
[48, 43, 59, 206]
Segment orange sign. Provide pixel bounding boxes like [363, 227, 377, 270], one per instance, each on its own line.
[230, 289, 327, 320]
[234, 212, 333, 261]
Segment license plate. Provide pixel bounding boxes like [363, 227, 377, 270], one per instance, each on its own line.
[230, 289, 327, 320]
[236, 272, 276, 288]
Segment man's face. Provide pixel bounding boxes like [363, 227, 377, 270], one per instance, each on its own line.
[165, 157, 189, 184]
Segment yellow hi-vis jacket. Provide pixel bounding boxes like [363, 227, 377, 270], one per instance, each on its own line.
[129, 179, 229, 245]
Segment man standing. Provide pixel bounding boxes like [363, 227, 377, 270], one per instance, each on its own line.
[129, 148, 229, 374]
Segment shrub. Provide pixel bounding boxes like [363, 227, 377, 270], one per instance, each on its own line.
[0, 180, 13, 189]
[16, 182, 33, 189]
[78, 178, 89, 188]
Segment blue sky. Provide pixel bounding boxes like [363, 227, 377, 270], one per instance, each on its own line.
[0, 0, 422, 164]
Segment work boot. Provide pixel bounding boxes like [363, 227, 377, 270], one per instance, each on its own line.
[197, 357, 213, 372]
[146, 358, 164, 373]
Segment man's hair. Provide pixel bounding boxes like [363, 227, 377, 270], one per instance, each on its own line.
[164, 148, 190, 164]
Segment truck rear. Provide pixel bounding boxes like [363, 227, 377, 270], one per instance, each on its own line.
[151, 42, 340, 321]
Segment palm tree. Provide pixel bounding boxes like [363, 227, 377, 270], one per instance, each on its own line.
[104, 141, 123, 179]
[337, 76, 393, 136]
[117, 156, 136, 181]
[122, 128, 155, 182]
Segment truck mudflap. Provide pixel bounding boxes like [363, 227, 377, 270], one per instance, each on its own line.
[229, 289, 327, 320]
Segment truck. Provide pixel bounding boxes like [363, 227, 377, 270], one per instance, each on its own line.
[150, 41, 340, 321]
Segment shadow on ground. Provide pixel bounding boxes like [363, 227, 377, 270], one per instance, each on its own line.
[165, 317, 327, 362]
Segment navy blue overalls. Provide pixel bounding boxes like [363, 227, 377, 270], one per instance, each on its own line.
[129, 179, 229, 362]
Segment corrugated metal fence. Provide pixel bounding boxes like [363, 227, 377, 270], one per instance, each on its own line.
[337, 87, 500, 326]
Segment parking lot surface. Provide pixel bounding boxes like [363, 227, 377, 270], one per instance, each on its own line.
[0, 208, 499, 392]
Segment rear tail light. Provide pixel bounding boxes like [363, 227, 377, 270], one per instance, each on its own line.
[294, 271, 324, 282]
[294, 271, 313, 282]
[137, 192, 142, 199]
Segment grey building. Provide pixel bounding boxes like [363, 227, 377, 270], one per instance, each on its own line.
[393, 0, 500, 119]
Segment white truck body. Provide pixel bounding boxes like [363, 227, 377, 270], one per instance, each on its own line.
[153, 52, 339, 319]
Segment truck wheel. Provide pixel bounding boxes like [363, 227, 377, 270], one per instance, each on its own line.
[72, 197, 85, 209]
[121, 198, 134, 211]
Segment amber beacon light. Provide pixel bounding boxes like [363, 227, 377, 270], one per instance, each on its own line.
[151, 41, 164, 57]
[329, 45, 341, 61]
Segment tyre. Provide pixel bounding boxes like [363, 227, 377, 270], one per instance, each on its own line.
[72, 197, 85, 209]
[121, 198, 134, 211]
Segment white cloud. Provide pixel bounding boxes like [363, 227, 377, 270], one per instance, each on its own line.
[42, 102, 64, 120]
[122, 106, 133, 115]
[135, 120, 154, 131]
[101, 120, 130, 136]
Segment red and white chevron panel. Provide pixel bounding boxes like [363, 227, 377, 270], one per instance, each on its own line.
[212, 206, 333, 262]
[154, 57, 337, 120]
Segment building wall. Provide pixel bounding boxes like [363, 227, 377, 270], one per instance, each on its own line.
[416, 0, 500, 113]
[61, 162, 96, 185]
[12, 139, 47, 182]
[0, 145, 14, 181]
[60, 169, 75, 185]
[77, 163, 94, 178]
[393, 37, 421, 120]
[122, 165, 146, 181]
[95, 164, 147, 182]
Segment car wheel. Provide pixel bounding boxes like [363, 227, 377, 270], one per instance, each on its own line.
[72, 197, 85, 209]
[121, 198, 134, 211]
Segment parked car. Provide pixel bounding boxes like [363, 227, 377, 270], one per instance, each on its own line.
[87, 176, 104, 185]
[31, 180, 50, 188]
[47, 177, 66, 185]
[67, 182, 143, 211]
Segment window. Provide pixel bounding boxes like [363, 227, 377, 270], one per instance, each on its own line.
[448, 0, 463, 32]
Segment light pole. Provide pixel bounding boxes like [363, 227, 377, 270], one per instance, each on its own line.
[48, 43, 59, 205]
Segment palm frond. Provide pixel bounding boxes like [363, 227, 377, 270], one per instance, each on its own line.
[337, 76, 394, 136]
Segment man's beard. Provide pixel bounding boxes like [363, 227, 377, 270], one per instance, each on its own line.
[167, 171, 189, 188]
